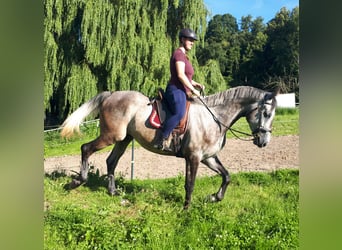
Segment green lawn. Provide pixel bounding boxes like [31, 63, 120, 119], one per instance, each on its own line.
[44, 169, 299, 249]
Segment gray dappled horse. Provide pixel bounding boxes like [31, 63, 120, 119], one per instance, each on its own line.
[61, 86, 279, 209]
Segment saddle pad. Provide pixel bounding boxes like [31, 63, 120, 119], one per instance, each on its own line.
[149, 102, 162, 128]
[148, 100, 190, 135]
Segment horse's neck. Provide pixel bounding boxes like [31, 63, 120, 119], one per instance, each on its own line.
[212, 103, 241, 128]
[204, 87, 265, 129]
[211, 98, 257, 129]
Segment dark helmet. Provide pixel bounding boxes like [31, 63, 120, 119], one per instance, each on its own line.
[179, 28, 198, 41]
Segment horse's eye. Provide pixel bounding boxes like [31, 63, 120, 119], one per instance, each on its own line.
[263, 111, 269, 118]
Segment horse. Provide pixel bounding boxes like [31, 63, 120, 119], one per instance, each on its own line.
[60, 86, 279, 209]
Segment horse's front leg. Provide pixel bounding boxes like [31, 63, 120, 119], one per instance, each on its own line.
[184, 155, 200, 209]
[202, 156, 230, 202]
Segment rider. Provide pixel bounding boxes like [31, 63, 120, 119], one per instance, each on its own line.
[154, 28, 204, 151]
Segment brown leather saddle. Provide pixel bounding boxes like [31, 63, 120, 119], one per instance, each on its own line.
[148, 88, 191, 156]
[149, 88, 190, 135]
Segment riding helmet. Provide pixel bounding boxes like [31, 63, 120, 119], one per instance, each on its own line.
[179, 28, 198, 41]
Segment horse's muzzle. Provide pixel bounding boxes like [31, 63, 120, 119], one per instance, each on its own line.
[252, 126, 272, 147]
[253, 133, 271, 148]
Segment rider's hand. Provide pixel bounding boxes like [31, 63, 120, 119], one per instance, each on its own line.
[194, 83, 204, 91]
[192, 89, 201, 97]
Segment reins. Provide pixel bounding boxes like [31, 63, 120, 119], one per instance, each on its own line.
[197, 93, 254, 141]
[227, 127, 254, 141]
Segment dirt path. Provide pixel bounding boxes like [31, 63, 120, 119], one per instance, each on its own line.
[44, 135, 299, 179]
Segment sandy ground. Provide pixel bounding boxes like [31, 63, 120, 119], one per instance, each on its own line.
[44, 135, 299, 179]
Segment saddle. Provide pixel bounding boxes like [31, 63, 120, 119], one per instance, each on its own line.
[148, 88, 191, 155]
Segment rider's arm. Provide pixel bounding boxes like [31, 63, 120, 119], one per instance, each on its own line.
[175, 61, 201, 97]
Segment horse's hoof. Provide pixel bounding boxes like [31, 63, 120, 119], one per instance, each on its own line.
[64, 179, 83, 190]
[205, 194, 218, 203]
[120, 199, 131, 206]
[108, 189, 120, 196]
[183, 201, 191, 210]
[80, 176, 88, 183]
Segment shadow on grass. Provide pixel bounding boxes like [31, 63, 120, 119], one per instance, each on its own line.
[45, 170, 68, 179]
[45, 167, 185, 204]
[158, 189, 183, 203]
[45, 167, 150, 193]
[45, 167, 108, 192]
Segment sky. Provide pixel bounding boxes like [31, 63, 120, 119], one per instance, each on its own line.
[204, 0, 299, 23]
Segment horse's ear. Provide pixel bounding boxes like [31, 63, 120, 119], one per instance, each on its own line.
[265, 87, 280, 100]
[273, 86, 281, 97]
[264, 87, 280, 101]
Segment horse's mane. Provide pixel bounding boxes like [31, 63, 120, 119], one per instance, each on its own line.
[203, 86, 267, 107]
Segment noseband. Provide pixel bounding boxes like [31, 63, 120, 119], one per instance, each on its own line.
[252, 126, 272, 135]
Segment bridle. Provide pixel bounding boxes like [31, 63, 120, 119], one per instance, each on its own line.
[197, 94, 273, 141]
[251, 99, 274, 134]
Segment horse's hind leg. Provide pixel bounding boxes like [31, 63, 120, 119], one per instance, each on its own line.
[201, 156, 230, 202]
[80, 136, 113, 182]
[106, 135, 133, 195]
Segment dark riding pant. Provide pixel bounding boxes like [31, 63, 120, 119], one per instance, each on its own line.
[162, 84, 186, 139]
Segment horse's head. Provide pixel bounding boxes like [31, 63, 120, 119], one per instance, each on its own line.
[246, 88, 279, 148]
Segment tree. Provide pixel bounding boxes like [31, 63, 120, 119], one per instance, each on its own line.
[196, 14, 239, 84]
[231, 15, 267, 87]
[44, 0, 222, 124]
[229, 7, 299, 99]
[262, 6, 299, 95]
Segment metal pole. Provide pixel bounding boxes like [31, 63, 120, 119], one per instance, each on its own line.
[131, 139, 134, 180]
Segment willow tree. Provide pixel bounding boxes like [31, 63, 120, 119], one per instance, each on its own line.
[44, 0, 223, 122]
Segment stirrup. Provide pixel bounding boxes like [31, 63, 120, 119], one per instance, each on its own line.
[153, 142, 163, 150]
[153, 138, 172, 152]
[161, 144, 173, 152]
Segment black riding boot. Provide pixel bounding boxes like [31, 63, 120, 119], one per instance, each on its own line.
[153, 137, 172, 152]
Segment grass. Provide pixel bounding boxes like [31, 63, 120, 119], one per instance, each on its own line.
[44, 169, 298, 249]
[44, 107, 299, 158]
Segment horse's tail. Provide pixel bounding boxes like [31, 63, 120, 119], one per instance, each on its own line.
[60, 91, 112, 138]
